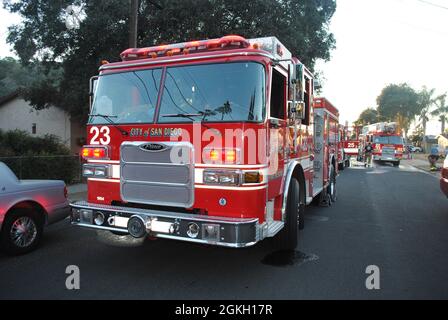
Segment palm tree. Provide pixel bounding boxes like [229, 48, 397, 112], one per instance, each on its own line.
[417, 87, 437, 136]
[431, 94, 448, 134]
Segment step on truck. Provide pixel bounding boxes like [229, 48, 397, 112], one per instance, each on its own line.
[70, 35, 338, 250]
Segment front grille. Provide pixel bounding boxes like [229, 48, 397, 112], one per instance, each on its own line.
[120, 141, 194, 208]
[382, 147, 395, 158]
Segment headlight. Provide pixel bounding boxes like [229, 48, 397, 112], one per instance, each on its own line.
[203, 170, 241, 186]
[83, 164, 111, 178]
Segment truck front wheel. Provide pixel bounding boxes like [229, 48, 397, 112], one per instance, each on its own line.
[277, 178, 301, 251]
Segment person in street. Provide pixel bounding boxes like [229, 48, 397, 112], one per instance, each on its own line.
[364, 142, 373, 167]
[428, 145, 440, 171]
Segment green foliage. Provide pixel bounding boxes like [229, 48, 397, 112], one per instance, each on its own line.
[0, 129, 79, 183]
[3, 0, 336, 119]
[355, 107, 379, 126]
[431, 93, 448, 134]
[0, 57, 63, 109]
[0, 57, 33, 96]
[416, 86, 437, 135]
[409, 126, 424, 145]
[377, 83, 420, 135]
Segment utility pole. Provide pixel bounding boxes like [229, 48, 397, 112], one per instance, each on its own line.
[129, 0, 138, 48]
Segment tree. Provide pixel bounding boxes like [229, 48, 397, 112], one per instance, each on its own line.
[376, 83, 420, 138]
[3, 0, 337, 120]
[416, 86, 437, 136]
[0, 57, 33, 96]
[354, 107, 379, 126]
[431, 93, 448, 134]
[0, 57, 62, 107]
[409, 126, 424, 146]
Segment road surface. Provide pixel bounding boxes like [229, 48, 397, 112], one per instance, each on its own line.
[0, 161, 447, 299]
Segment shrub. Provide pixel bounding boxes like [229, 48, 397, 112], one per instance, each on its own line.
[0, 129, 80, 183]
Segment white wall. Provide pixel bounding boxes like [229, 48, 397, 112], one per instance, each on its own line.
[0, 97, 71, 148]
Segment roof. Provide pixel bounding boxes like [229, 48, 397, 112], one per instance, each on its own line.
[0, 90, 20, 107]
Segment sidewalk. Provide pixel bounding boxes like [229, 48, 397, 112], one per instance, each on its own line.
[401, 153, 443, 176]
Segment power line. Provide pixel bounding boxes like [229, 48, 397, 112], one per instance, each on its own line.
[416, 0, 448, 10]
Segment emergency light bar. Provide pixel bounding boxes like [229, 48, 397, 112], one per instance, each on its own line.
[120, 35, 251, 61]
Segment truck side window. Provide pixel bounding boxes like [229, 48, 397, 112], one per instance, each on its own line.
[270, 69, 285, 119]
[303, 77, 311, 125]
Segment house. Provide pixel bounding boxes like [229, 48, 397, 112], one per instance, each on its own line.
[0, 91, 85, 154]
[422, 135, 438, 153]
[437, 134, 448, 152]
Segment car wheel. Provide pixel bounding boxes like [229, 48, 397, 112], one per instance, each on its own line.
[0, 209, 43, 255]
[393, 161, 400, 167]
[276, 178, 301, 251]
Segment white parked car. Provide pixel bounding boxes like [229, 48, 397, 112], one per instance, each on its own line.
[410, 146, 423, 153]
[0, 162, 70, 255]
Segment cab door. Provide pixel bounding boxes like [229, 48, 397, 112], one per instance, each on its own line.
[267, 67, 287, 207]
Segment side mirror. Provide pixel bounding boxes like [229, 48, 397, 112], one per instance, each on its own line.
[89, 76, 98, 111]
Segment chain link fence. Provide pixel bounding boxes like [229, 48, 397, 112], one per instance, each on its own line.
[0, 155, 84, 184]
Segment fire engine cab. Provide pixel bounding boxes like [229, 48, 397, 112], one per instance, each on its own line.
[70, 35, 338, 250]
[360, 122, 404, 166]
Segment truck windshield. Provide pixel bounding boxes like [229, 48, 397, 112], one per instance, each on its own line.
[158, 62, 265, 123]
[89, 68, 162, 124]
[373, 136, 404, 144]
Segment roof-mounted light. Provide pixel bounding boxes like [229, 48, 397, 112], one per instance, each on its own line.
[120, 35, 251, 61]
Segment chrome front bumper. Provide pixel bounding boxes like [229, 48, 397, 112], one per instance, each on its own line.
[69, 201, 262, 248]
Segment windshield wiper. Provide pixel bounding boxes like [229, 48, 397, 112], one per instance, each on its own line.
[161, 113, 204, 121]
[89, 113, 128, 136]
[161, 111, 215, 129]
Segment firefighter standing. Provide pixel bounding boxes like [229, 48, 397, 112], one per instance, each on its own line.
[428, 145, 440, 171]
[364, 142, 373, 167]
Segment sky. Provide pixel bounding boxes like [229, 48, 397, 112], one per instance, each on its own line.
[315, 0, 448, 135]
[1, 0, 447, 135]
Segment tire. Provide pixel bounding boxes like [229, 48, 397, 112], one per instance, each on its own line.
[0, 208, 44, 255]
[328, 166, 337, 203]
[393, 161, 400, 167]
[277, 178, 301, 251]
[338, 162, 344, 171]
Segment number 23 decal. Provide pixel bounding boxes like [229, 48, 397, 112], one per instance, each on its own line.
[90, 126, 111, 145]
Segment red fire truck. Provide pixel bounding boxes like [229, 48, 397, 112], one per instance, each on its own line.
[360, 122, 404, 166]
[341, 125, 361, 162]
[70, 35, 338, 250]
[313, 98, 344, 172]
[337, 124, 350, 170]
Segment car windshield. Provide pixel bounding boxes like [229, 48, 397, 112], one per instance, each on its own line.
[157, 62, 266, 123]
[373, 135, 403, 144]
[89, 68, 162, 124]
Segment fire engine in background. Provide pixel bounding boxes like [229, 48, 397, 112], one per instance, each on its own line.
[70, 35, 338, 250]
[360, 122, 404, 166]
[341, 124, 362, 163]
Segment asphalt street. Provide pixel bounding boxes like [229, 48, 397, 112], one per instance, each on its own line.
[1, 161, 447, 299]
